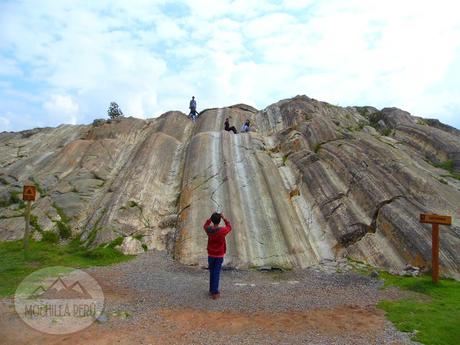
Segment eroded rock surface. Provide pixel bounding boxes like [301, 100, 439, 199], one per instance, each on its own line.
[1, 96, 459, 277]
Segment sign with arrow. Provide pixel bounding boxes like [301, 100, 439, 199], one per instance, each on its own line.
[23, 185, 36, 201]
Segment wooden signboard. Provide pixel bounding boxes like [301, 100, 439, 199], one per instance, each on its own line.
[23, 185, 36, 201]
[420, 213, 452, 283]
[22, 185, 37, 256]
[420, 214, 452, 225]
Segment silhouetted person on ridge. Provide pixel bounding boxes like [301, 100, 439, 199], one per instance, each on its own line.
[189, 96, 198, 121]
[224, 118, 237, 134]
[203, 212, 232, 300]
[241, 119, 251, 133]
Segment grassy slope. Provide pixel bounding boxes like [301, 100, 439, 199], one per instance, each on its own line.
[378, 273, 460, 345]
[0, 239, 133, 297]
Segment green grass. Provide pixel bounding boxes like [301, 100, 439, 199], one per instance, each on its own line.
[381, 127, 392, 136]
[417, 119, 428, 126]
[29, 214, 42, 232]
[50, 203, 73, 239]
[30, 178, 46, 196]
[41, 231, 59, 243]
[282, 155, 288, 166]
[346, 122, 366, 132]
[378, 273, 460, 345]
[433, 160, 460, 181]
[56, 220, 71, 239]
[107, 236, 124, 248]
[52, 202, 71, 224]
[0, 239, 134, 297]
[0, 190, 25, 208]
[434, 160, 454, 173]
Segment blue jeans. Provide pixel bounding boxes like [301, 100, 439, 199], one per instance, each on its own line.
[208, 256, 224, 294]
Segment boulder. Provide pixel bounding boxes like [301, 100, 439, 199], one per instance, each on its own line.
[116, 236, 144, 255]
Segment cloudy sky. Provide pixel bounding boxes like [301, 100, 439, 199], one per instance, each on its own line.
[1, 0, 459, 132]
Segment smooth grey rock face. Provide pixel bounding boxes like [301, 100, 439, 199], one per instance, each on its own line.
[1, 97, 459, 278]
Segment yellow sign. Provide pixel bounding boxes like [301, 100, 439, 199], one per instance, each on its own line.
[23, 185, 36, 201]
[420, 213, 452, 225]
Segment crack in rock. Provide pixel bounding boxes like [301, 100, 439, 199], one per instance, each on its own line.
[210, 177, 228, 209]
[320, 193, 346, 208]
[325, 202, 343, 219]
[339, 195, 405, 248]
[369, 195, 405, 231]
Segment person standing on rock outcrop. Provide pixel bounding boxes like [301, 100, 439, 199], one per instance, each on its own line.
[189, 96, 198, 121]
[203, 212, 232, 300]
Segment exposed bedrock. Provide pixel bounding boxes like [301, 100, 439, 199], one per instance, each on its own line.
[1, 96, 459, 277]
[175, 107, 334, 269]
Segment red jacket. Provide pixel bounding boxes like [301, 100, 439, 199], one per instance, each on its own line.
[203, 217, 232, 258]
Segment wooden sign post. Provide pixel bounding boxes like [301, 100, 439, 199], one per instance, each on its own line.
[22, 185, 37, 255]
[420, 213, 452, 283]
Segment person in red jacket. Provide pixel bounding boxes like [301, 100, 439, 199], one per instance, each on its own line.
[203, 212, 232, 299]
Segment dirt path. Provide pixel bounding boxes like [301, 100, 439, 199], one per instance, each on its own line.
[1, 251, 419, 345]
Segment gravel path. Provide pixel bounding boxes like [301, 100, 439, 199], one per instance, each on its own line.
[1, 251, 422, 345]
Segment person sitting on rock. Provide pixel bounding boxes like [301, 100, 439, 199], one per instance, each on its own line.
[224, 118, 237, 134]
[203, 212, 232, 300]
[189, 96, 198, 121]
[241, 119, 251, 133]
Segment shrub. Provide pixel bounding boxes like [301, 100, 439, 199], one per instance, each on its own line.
[92, 119, 106, 127]
[29, 214, 42, 232]
[42, 231, 59, 243]
[381, 128, 392, 136]
[416, 119, 426, 125]
[57, 221, 71, 239]
[434, 160, 454, 173]
[108, 236, 124, 248]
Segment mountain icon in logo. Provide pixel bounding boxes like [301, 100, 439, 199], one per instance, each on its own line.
[29, 275, 93, 300]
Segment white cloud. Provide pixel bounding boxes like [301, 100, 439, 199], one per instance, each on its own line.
[281, 0, 315, 9]
[244, 13, 297, 39]
[156, 19, 186, 41]
[0, 0, 459, 131]
[0, 116, 11, 130]
[0, 57, 22, 76]
[43, 94, 80, 125]
[0, 111, 42, 132]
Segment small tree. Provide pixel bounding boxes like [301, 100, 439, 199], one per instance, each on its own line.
[108, 102, 124, 119]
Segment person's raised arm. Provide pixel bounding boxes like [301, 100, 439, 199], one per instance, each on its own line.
[221, 215, 232, 235]
[203, 218, 212, 231]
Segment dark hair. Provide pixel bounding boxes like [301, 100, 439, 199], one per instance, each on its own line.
[210, 212, 221, 225]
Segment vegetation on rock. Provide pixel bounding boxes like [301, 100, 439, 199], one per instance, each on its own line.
[107, 101, 124, 119]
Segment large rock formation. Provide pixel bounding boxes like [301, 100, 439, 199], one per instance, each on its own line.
[1, 96, 459, 278]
